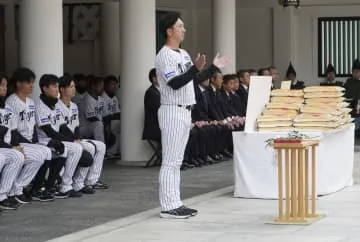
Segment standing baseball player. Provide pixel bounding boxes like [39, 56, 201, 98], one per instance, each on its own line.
[58, 75, 108, 192]
[35, 74, 84, 198]
[7, 68, 66, 201]
[156, 13, 229, 219]
[0, 74, 24, 209]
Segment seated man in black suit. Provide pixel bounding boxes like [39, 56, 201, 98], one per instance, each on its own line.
[218, 75, 245, 131]
[143, 68, 161, 143]
[191, 78, 224, 164]
[236, 69, 250, 111]
[142, 68, 162, 166]
[320, 64, 343, 87]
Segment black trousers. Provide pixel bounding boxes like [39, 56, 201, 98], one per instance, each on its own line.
[184, 127, 199, 161]
[32, 157, 66, 191]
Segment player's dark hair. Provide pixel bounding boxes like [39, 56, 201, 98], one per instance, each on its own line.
[104, 75, 118, 87]
[222, 74, 237, 85]
[73, 73, 85, 82]
[89, 76, 104, 89]
[39, 74, 59, 93]
[160, 12, 181, 38]
[59, 74, 74, 88]
[237, 69, 249, 78]
[148, 68, 156, 83]
[257, 68, 269, 76]
[268, 66, 277, 70]
[11, 67, 35, 84]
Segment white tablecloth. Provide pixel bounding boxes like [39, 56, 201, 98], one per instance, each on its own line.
[233, 124, 355, 199]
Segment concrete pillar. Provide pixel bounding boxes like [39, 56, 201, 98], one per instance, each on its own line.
[5, 2, 17, 75]
[120, 0, 155, 161]
[273, 6, 297, 86]
[19, 0, 63, 99]
[101, 1, 121, 77]
[213, 0, 236, 74]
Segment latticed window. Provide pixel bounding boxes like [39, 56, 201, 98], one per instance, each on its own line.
[318, 17, 360, 77]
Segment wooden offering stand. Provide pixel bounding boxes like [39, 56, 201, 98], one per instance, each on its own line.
[269, 138, 324, 225]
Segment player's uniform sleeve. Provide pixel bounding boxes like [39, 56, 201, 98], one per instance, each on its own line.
[85, 96, 99, 121]
[113, 97, 121, 114]
[157, 50, 199, 90]
[36, 103, 51, 127]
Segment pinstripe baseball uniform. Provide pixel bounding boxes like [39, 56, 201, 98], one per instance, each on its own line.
[79, 92, 105, 142]
[0, 102, 45, 197]
[35, 98, 82, 193]
[0, 149, 24, 202]
[57, 99, 106, 191]
[101, 92, 120, 155]
[155, 46, 195, 211]
[6, 94, 52, 161]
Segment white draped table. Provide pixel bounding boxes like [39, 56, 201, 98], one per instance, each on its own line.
[233, 124, 354, 199]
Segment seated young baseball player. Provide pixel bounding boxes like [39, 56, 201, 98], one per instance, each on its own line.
[6, 68, 66, 201]
[0, 72, 47, 205]
[58, 75, 108, 192]
[35, 74, 85, 198]
[0, 73, 24, 209]
[79, 77, 105, 142]
[102, 75, 121, 157]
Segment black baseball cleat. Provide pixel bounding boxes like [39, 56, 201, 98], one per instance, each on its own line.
[92, 181, 109, 189]
[179, 206, 198, 216]
[32, 190, 55, 202]
[15, 194, 31, 204]
[0, 199, 18, 210]
[81, 186, 95, 195]
[160, 207, 192, 219]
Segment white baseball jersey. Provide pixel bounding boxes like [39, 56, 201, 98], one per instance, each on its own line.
[72, 92, 86, 128]
[83, 92, 105, 121]
[6, 94, 37, 141]
[101, 92, 120, 117]
[155, 45, 195, 105]
[0, 105, 15, 144]
[57, 99, 79, 133]
[35, 99, 66, 141]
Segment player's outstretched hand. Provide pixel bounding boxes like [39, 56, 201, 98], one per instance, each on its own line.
[194, 53, 206, 71]
[213, 53, 230, 69]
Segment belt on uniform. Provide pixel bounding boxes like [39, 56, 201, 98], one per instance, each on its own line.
[177, 105, 194, 111]
[162, 104, 195, 111]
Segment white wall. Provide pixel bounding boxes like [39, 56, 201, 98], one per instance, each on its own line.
[295, 4, 360, 85]
[236, 7, 273, 71]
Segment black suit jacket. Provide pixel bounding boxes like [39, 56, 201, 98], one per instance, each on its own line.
[230, 92, 246, 117]
[290, 81, 305, 90]
[236, 85, 248, 114]
[142, 85, 161, 142]
[218, 89, 238, 117]
[206, 86, 226, 121]
[192, 85, 211, 122]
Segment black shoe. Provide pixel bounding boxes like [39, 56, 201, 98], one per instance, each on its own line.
[221, 149, 233, 158]
[54, 191, 69, 199]
[180, 164, 188, 170]
[92, 181, 109, 189]
[15, 194, 31, 204]
[69, 190, 82, 198]
[0, 199, 18, 210]
[32, 190, 55, 202]
[180, 205, 198, 216]
[8, 196, 19, 207]
[160, 207, 193, 219]
[81, 186, 95, 195]
[183, 161, 195, 168]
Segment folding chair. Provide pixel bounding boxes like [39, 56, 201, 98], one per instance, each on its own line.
[144, 140, 162, 167]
